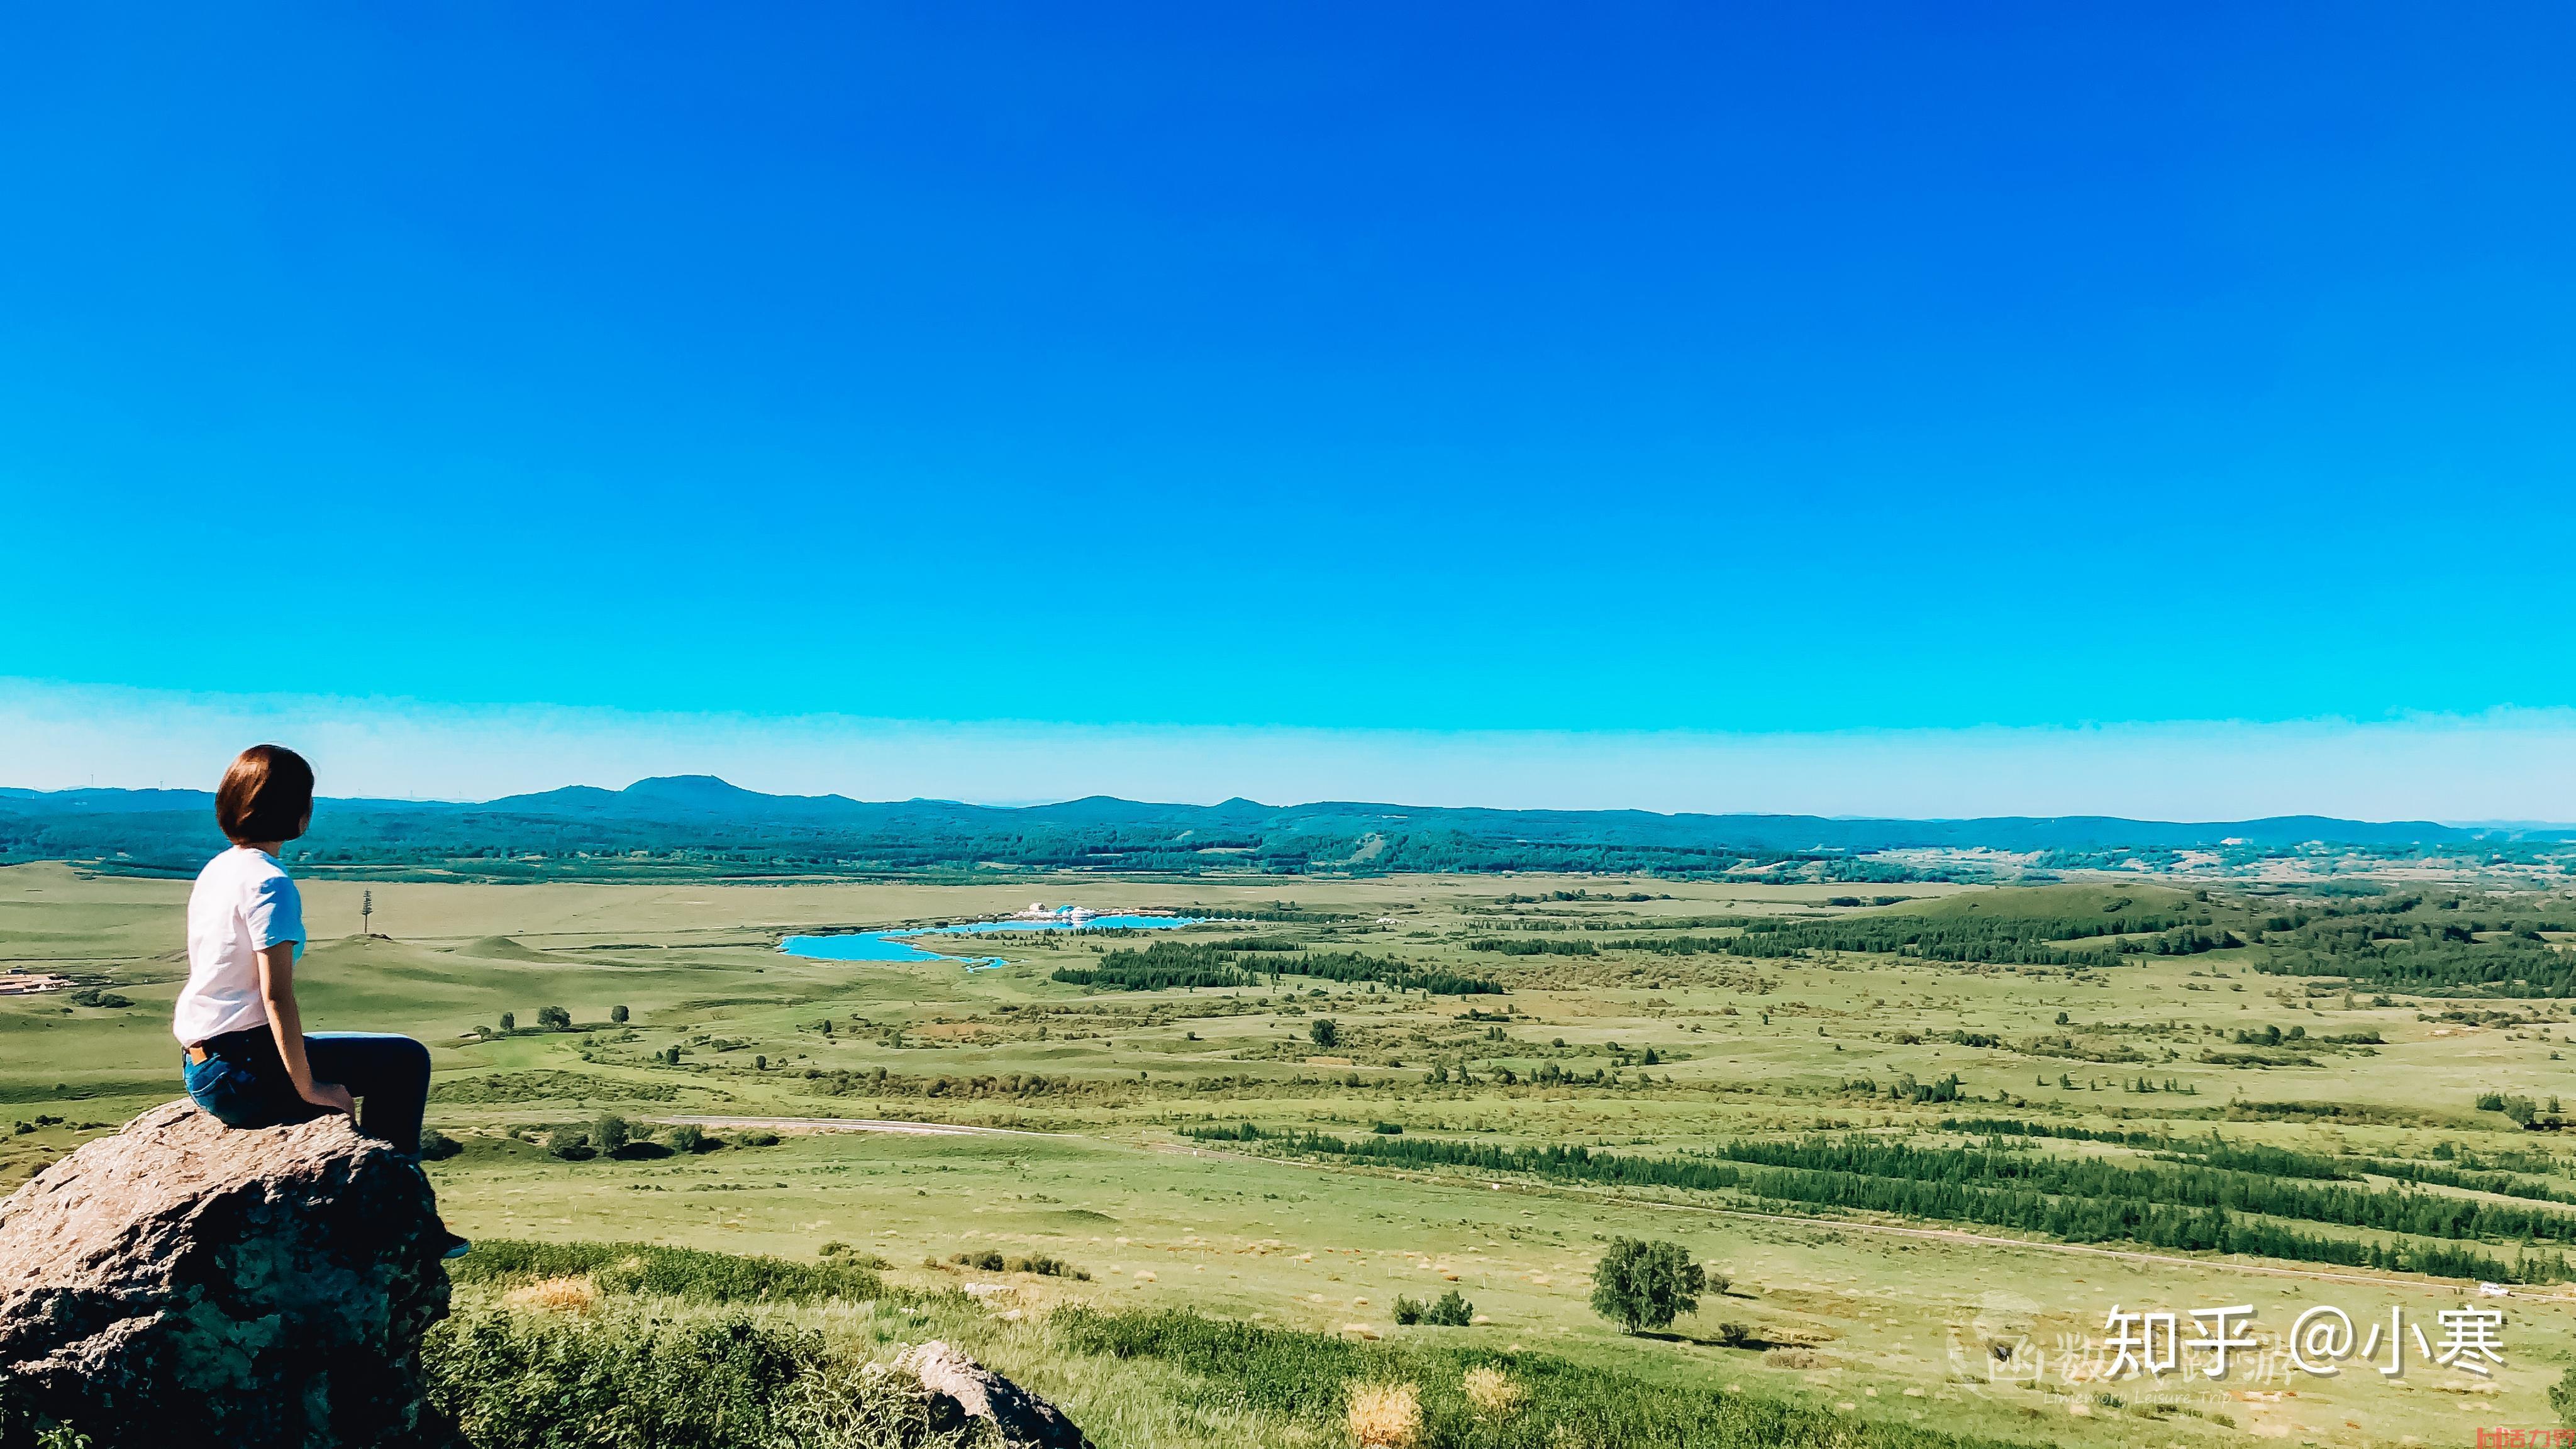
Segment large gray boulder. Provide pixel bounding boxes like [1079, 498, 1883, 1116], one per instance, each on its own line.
[0, 1099, 453, 1447]
[897, 1340, 1091, 1448]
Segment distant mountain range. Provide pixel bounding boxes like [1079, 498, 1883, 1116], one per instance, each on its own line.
[2, 777, 2565, 882]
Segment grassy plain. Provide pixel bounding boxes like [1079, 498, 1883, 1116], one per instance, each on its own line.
[6, 860, 2576, 1447]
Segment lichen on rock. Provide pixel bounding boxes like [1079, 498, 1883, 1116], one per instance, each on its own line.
[0, 1099, 455, 1448]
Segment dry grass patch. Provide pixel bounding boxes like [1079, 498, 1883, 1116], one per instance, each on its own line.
[1346, 1382, 1421, 1448]
[501, 1275, 601, 1314]
[1462, 1365, 1522, 1417]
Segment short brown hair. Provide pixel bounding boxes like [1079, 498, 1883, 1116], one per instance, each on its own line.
[216, 745, 316, 846]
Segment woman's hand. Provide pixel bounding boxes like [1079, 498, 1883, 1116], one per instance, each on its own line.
[257, 942, 352, 1116]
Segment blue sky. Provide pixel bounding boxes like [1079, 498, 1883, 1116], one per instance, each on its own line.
[4, 6, 2573, 808]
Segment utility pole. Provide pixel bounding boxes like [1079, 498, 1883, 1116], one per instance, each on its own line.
[361, 889, 373, 938]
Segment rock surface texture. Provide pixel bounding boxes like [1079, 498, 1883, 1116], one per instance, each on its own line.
[0, 1099, 453, 1448]
[897, 1340, 1092, 1448]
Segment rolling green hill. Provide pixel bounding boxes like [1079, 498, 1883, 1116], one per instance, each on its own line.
[4, 777, 2558, 884]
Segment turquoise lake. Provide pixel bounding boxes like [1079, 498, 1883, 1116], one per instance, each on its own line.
[777, 913, 1201, 970]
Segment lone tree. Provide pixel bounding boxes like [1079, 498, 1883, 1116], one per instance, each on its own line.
[1589, 1238, 1707, 1334]
[535, 1005, 572, 1030]
[360, 889, 373, 936]
[610, 1004, 630, 1024]
[1309, 1018, 1340, 1049]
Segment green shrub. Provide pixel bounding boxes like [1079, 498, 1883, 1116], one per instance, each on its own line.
[447, 1240, 888, 1304]
[662, 1123, 709, 1154]
[948, 1248, 1086, 1280]
[1391, 1295, 1424, 1325]
[2554, 1362, 2576, 1426]
[1423, 1289, 1474, 1326]
[767, 1360, 967, 1449]
[424, 1304, 960, 1448]
[594, 1114, 631, 1155]
[1014, 1253, 1087, 1280]
[1059, 1307, 1367, 1421]
[1589, 1238, 1706, 1333]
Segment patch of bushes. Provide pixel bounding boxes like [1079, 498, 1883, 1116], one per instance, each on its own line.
[947, 1249, 1090, 1280]
[1465, 937, 1597, 956]
[423, 1304, 960, 1448]
[1053, 941, 1502, 996]
[1058, 1306, 2030, 1448]
[2477, 1091, 2567, 1129]
[1392, 1290, 1474, 1327]
[447, 1240, 889, 1304]
[432, 1072, 681, 1105]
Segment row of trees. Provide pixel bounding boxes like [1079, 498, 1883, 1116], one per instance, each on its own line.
[1709, 1135, 2576, 1246]
[1193, 1125, 2575, 1282]
[491, 1004, 628, 1034]
[1465, 937, 1598, 956]
[1727, 904, 2211, 961]
[1051, 941, 1502, 996]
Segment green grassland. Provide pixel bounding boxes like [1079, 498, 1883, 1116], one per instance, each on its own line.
[7, 860, 2576, 1446]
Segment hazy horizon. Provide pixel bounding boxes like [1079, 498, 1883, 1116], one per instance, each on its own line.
[7, 678, 2572, 824]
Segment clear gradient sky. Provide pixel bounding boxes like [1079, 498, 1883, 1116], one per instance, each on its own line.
[4, 7, 2573, 812]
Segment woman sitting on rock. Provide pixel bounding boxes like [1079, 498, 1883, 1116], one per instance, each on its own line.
[174, 744, 435, 1157]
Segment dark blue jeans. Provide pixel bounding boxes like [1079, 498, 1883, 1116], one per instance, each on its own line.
[182, 1028, 431, 1155]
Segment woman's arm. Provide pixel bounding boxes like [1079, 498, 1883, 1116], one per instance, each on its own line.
[257, 942, 354, 1115]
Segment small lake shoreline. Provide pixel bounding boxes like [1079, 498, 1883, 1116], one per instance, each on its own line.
[777, 911, 1202, 969]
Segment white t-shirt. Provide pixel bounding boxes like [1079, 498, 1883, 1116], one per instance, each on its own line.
[174, 847, 306, 1045]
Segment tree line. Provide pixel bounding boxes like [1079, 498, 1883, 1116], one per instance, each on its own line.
[1710, 1135, 2576, 1247]
[1188, 1125, 2575, 1282]
[1050, 941, 1504, 996]
[1710, 909, 2226, 966]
